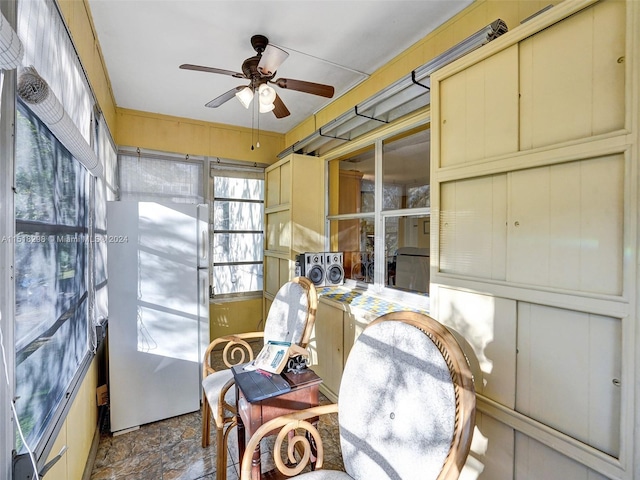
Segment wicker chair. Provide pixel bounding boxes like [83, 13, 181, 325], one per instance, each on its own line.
[239, 311, 476, 480]
[201, 276, 318, 480]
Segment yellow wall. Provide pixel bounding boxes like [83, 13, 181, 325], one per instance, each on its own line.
[116, 108, 284, 164]
[209, 297, 264, 340]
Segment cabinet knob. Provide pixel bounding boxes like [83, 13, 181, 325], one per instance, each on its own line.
[612, 378, 621, 387]
[514, 221, 520, 227]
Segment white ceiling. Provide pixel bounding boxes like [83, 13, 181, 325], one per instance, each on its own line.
[86, 0, 473, 134]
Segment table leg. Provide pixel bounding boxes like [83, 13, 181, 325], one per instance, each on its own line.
[251, 442, 261, 480]
[237, 415, 246, 474]
[308, 420, 319, 470]
[237, 398, 260, 479]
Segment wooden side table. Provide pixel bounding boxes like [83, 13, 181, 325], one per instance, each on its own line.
[234, 367, 323, 480]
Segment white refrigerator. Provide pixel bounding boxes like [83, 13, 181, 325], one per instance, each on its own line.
[107, 201, 210, 433]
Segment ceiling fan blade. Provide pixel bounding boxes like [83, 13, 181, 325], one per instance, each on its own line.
[205, 86, 245, 108]
[272, 78, 334, 98]
[272, 93, 290, 118]
[180, 63, 245, 79]
[257, 44, 289, 77]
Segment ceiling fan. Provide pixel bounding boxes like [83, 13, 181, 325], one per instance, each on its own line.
[180, 34, 335, 119]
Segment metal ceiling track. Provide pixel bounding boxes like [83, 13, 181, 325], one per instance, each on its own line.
[278, 18, 508, 159]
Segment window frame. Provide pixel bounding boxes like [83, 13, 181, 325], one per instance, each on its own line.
[209, 164, 265, 300]
[325, 114, 431, 304]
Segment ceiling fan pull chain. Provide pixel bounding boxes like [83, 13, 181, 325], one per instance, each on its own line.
[256, 101, 261, 149]
[250, 101, 255, 150]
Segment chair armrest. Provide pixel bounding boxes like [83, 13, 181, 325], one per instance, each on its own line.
[239, 403, 339, 480]
[203, 331, 265, 377]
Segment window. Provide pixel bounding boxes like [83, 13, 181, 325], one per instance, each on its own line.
[328, 126, 430, 294]
[210, 166, 264, 297]
[117, 151, 264, 298]
[328, 146, 375, 284]
[14, 101, 90, 451]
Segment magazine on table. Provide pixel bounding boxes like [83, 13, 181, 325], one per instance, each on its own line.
[244, 340, 308, 375]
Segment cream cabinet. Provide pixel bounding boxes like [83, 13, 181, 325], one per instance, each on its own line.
[518, 0, 625, 150]
[506, 156, 624, 295]
[308, 299, 374, 401]
[440, 154, 625, 295]
[431, 0, 634, 478]
[342, 310, 369, 366]
[435, 286, 516, 408]
[264, 153, 325, 305]
[436, 1, 625, 170]
[439, 45, 519, 168]
[308, 301, 345, 400]
[439, 174, 507, 280]
[516, 302, 622, 458]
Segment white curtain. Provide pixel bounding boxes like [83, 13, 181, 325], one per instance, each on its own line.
[0, 10, 23, 70]
[96, 112, 118, 198]
[118, 150, 204, 204]
[94, 114, 116, 329]
[17, 0, 93, 145]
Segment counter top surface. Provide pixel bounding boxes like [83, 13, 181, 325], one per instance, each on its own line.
[316, 285, 429, 318]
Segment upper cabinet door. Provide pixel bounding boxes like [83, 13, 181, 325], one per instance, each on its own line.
[439, 45, 519, 168]
[519, 0, 626, 150]
[266, 165, 281, 208]
[437, 0, 626, 168]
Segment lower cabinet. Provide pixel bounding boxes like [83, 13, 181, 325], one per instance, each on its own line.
[308, 300, 373, 401]
[435, 285, 623, 479]
[308, 301, 344, 400]
[342, 310, 368, 366]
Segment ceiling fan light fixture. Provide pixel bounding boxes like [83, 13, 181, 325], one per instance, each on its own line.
[258, 83, 277, 106]
[235, 86, 254, 108]
[259, 102, 275, 113]
[257, 44, 289, 77]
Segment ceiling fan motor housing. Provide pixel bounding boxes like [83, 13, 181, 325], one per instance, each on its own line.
[250, 34, 269, 54]
[242, 57, 273, 89]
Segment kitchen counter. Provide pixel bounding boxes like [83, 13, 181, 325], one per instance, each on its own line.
[316, 285, 430, 319]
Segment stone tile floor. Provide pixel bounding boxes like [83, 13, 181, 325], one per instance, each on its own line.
[89, 392, 342, 480]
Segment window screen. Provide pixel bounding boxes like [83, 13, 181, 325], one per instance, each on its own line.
[210, 167, 264, 296]
[14, 102, 89, 451]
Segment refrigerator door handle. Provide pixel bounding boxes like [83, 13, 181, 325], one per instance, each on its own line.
[196, 204, 209, 267]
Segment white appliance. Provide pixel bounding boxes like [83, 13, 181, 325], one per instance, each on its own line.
[107, 201, 209, 433]
[395, 247, 429, 293]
